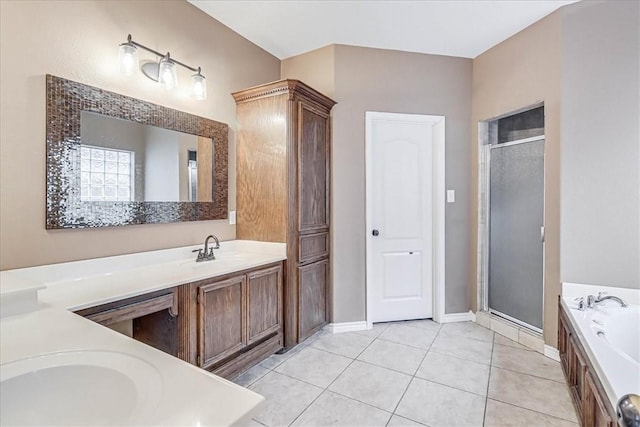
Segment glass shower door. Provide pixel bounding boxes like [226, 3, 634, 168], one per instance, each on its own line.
[488, 139, 544, 331]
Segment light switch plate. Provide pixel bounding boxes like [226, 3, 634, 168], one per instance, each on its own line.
[447, 190, 455, 203]
[229, 211, 236, 225]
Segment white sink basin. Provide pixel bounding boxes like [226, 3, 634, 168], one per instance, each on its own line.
[1, 350, 163, 426]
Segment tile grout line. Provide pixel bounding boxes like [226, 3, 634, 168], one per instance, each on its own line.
[388, 321, 444, 423]
[427, 347, 492, 366]
[489, 364, 569, 385]
[483, 333, 496, 426]
[487, 395, 581, 424]
[243, 321, 528, 427]
[286, 327, 385, 427]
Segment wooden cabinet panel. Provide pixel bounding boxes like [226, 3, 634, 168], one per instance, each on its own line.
[298, 258, 329, 340]
[197, 275, 246, 368]
[558, 301, 616, 427]
[234, 80, 336, 349]
[235, 94, 289, 243]
[584, 370, 615, 427]
[298, 102, 330, 233]
[568, 335, 587, 421]
[247, 265, 283, 344]
[299, 232, 329, 264]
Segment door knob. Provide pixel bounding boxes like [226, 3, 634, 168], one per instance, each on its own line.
[372, 229, 379, 236]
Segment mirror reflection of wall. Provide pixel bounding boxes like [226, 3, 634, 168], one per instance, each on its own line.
[80, 111, 214, 202]
[187, 151, 197, 202]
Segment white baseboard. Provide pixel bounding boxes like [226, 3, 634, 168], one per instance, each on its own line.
[544, 345, 560, 362]
[442, 311, 476, 323]
[329, 321, 369, 334]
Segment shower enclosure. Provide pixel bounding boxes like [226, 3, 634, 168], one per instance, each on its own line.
[481, 106, 545, 332]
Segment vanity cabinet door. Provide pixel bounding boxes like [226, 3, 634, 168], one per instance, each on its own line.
[558, 305, 571, 376]
[297, 101, 330, 234]
[298, 258, 329, 340]
[247, 265, 283, 345]
[583, 370, 615, 427]
[568, 335, 587, 421]
[197, 275, 247, 369]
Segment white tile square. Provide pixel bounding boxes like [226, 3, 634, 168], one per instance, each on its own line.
[416, 351, 490, 396]
[310, 331, 374, 358]
[329, 360, 411, 412]
[275, 346, 351, 388]
[292, 391, 391, 427]
[249, 371, 323, 427]
[357, 338, 426, 375]
[396, 378, 486, 427]
[440, 321, 494, 342]
[430, 333, 493, 364]
[378, 322, 438, 349]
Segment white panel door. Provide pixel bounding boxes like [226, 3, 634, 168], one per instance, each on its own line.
[368, 113, 434, 322]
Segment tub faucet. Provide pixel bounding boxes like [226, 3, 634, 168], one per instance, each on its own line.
[192, 234, 220, 262]
[587, 292, 628, 308]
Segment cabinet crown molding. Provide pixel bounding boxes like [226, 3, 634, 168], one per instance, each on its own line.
[232, 79, 336, 109]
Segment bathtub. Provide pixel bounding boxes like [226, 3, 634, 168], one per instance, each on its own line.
[562, 283, 640, 409]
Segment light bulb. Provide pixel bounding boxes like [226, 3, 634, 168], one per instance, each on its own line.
[158, 56, 177, 90]
[118, 43, 138, 76]
[190, 71, 207, 100]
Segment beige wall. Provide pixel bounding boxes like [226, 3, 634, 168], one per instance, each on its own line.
[471, 12, 563, 346]
[0, 0, 280, 270]
[561, 0, 640, 289]
[281, 46, 335, 99]
[284, 45, 473, 322]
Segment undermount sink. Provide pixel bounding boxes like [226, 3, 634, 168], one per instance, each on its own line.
[1, 350, 163, 426]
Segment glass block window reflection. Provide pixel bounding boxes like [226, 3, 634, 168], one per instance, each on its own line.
[80, 146, 134, 201]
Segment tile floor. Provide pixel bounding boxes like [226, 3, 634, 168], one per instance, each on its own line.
[232, 320, 579, 427]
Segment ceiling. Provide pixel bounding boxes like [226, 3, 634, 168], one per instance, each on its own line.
[189, 0, 577, 60]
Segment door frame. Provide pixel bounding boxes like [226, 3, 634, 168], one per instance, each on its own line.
[481, 134, 546, 334]
[365, 111, 446, 328]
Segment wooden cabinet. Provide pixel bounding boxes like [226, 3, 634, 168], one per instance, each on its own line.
[178, 262, 284, 379]
[584, 370, 615, 427]
[558, 300, 616, 427]
[233, 80, 336, 348]
[247, 265, 283, 344]
[197, 275, 247, 368]
[76, 288, 179, 356]
[76, 262, 284, 379]
[298, 259, 330, 340]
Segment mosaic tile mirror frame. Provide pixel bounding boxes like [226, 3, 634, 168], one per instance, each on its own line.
[46, 75, 228, 229]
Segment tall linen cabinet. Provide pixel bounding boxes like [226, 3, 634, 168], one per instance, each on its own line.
[233, 80, 336, 349]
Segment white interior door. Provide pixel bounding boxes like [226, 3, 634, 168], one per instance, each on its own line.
[366, 112, 438, 323]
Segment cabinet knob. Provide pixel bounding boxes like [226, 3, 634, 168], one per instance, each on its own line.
[372, 229, 379, 236]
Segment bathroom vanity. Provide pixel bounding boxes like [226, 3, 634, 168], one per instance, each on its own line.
[0, 240, 285, 425]
[559, 284, 640, 427]
[559, 300, 617, 426]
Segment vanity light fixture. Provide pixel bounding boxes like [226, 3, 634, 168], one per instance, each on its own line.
[118, 34, 207, 100]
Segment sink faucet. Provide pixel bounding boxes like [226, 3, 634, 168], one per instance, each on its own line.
[192, 234, 220, 262]
[587, 292, 628, 308]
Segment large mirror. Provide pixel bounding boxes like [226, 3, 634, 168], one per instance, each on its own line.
[46, 75, 228, 229]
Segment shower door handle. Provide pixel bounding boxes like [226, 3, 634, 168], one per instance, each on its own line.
[540, 226, 545, 242]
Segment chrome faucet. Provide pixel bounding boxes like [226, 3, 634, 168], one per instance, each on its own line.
[192, 234, 220, 262]
[587, 292, 628, 308]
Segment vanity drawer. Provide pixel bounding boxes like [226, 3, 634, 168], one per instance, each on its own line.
[77, 289, 177, 326]
[299, 232, 329, 264]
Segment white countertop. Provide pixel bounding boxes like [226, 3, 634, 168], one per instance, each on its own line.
[561, 283, 640, 409]
[1, 240, 286, 311]
[0, 240, 287, 426]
